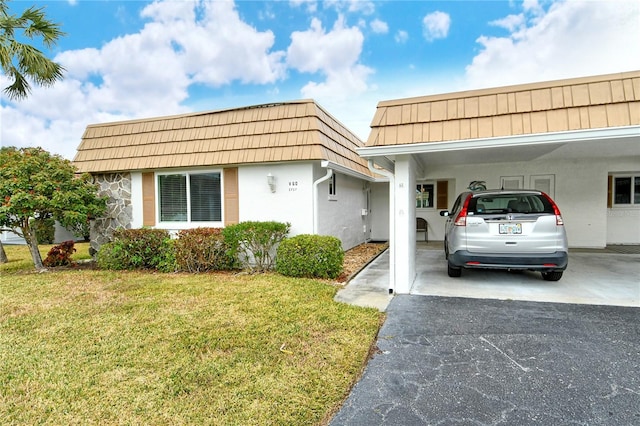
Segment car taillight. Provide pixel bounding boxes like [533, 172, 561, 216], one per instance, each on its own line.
[454, 194, 472, 226]
[542, 192, 564, 226]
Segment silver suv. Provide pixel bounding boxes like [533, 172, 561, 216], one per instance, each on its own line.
[440, 190, 568, 281]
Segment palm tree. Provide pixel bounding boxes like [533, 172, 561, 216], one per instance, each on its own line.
[0, 0, 65, 263]
[0, 0, 65, 100]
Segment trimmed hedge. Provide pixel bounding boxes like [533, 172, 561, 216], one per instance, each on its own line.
[276, 234, 343, 279]
[223, 221, 290, 272]
[174, 227, 234, 272]
[96, 228, 176, 272]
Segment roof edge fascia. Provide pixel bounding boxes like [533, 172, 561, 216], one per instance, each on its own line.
[357, 125, 640, 158]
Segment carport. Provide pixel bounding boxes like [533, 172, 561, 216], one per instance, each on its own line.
[359, 71, 640, 294]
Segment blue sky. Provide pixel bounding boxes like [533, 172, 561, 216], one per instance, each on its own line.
[2, 0, 639, 159]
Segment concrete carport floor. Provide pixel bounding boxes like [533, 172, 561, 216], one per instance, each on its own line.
[334, 243, 640, 310]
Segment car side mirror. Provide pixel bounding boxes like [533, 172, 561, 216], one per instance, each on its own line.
[440, 211, 450, 217]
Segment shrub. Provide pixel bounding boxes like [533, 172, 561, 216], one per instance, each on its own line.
[276, 234, 344, 279]
[174, 228, 234, 273]
[96, 228, 176, 272]
[43, 240, 76, 267]
[30, 217, 55, 244]
[223, 221, 290, 272]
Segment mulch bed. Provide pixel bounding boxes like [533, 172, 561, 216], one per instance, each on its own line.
[337, 242, 388, 283]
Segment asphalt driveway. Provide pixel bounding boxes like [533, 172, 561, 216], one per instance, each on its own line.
[331, 296, 640, 425]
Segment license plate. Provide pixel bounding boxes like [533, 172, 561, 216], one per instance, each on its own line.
[499, 223, 522, 234]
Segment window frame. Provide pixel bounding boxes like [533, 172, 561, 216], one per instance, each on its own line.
[416, 183, 435, 209]
[156, 169, 224, 227]
[611, 174, 640, 207]
[328, 173, 337, 201]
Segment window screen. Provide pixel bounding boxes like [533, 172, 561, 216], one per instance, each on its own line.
[158, 172, 222, 223]
[190, 173, 221, 222]
[159, 174, 187, 222]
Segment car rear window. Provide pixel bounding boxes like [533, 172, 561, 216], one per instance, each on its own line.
[469, 194, 554, 214]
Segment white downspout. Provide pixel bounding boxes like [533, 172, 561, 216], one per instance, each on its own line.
[367, 160, 396, 294]
[312, 168, 333, 235]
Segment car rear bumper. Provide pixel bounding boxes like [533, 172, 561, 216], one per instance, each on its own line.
[449, 250, 568, 271]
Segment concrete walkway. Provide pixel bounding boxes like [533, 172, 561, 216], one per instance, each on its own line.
[335, 244, 640, 310]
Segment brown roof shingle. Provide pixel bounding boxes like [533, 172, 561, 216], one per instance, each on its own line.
[367, 71, 640, 147]
[73, 100, 371, 177]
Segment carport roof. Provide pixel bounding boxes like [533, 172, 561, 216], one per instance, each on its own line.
[73, 99, 373, 178]
[366, 71, 640, 147]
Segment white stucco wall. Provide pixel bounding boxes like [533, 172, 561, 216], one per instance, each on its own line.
[238, 163, 314, 236]
[369, 181, 390, 241]
[606, 157, 640, 244]
[314, 164, 369, 250]
[131, 172, 143, 229]
[127, 163, 372, 249]
[418, 156, 640, 248]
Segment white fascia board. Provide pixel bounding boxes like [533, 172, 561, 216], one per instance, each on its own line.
[320, 160, 386, 182]
[357, 125, 640, 158]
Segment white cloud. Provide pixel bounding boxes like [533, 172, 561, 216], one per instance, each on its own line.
[490, 14, 525, 32]
[422, 11, 450, 42]
[289, 0, 317, 13]
[465, 0, 640, 88]
[395, 30, 409, 44]
[370, 19, 388, 34]
[1, 0, 287, 159]
[286, 16, 373, 100]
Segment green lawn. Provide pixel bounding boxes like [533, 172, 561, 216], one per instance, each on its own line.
[0, 244, 383, 425]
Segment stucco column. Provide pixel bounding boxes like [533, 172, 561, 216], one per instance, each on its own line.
[393, 155, 417, 294]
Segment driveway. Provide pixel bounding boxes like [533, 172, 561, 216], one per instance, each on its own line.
[330, 296, 640, 425]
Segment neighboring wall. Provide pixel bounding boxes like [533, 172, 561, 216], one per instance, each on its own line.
[314, 164, 369, 250]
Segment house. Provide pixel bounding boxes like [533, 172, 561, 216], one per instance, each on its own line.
[73, 100, 386, 255]
[359, 71, 640, 293]
[73, 71, 638, 295]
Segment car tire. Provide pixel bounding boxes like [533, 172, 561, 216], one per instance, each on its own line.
[447, 262, 462, 278]
[542, 271, 563, 281]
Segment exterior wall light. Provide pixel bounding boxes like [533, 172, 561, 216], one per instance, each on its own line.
[267, 173, 276, 193]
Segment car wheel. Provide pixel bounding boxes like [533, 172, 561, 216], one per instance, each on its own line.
[447, 261, 462, 278]
[542, 271, 563, 281]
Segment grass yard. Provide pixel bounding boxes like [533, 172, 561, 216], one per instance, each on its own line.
[0, 244, 383, 425]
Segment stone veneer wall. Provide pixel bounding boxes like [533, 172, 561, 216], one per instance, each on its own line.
[90, 173, 133, 256]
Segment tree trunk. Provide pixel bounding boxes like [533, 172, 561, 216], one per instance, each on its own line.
[0, 240, 7, 264]
[22, 225, 45, 271]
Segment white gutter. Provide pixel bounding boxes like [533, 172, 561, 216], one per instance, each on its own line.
[320, 160, 379, 182]
[368, 159, 396, 294]
[357, 125, 640, 158]
[312, 168, 333, 235]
